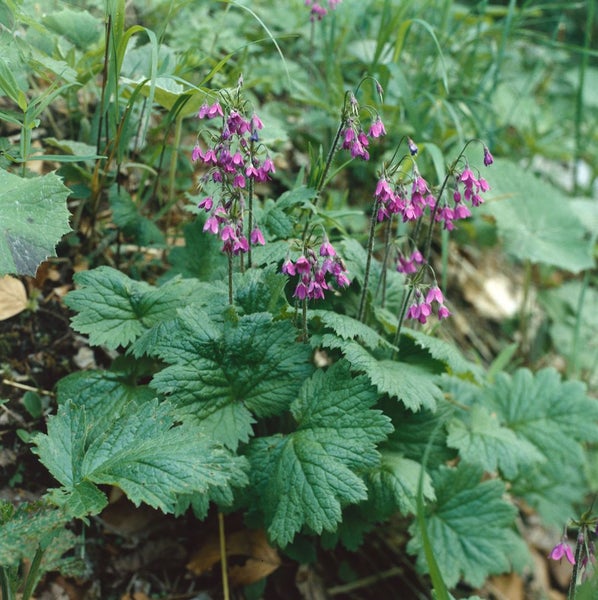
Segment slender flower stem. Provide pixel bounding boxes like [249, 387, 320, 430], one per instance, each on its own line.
[358, 197, 381, 322]
[567, 536, 584, 600]
[422, 171, 451, 262]
[247, 177, 254, 266]
[392, 285, 414, 355]
[227, 252, 234, 305]
[301, 299, 308, 342]
[301, 117, 346, 243]
[378, 218, 393, 308]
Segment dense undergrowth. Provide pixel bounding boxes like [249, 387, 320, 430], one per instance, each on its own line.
[0, 1, 597, 599]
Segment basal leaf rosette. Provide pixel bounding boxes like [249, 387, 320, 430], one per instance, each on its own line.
[149, 307, 314, 450]
[246, 361, 393, 547]
[33, 376, 247, 518]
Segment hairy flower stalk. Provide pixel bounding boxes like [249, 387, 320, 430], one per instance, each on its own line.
[292, 80, 385, 336]
[192, 85, 274, 303]
[358, 140, 493, 341]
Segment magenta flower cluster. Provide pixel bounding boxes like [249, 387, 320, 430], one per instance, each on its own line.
[406, 287, 450, 324]
[339, 93, 386, 161]
[282, 238, 350, 301]
[436, 166, 491, 231]
[192, 100, 274, 254]
[373, 174, 435, 223]
[396, 248, 425, 275]
[305, 0, 342, 21]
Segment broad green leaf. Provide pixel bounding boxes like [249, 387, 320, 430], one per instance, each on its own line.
[446, 405, 543, 479]
[33, 397, 248, 518]
[310, 309, 390, 350]
[367, 451, 435, 516]
[0, 169, 71, 276]
[233, 267, 288, 315]
[248, 361, 393, 546]
[481, 368, 598, 465]
[66, 267, 213, 349]
[325, 338, 442, 411]
[42, 8, 101, 50]
[401, 328, 483, 379]
[483, 159, 594, 272]
[150, 308, 314, 449]
[408, 463, 524, 588]
[383, 399, 457, 470]
[511, 457, 587, 527]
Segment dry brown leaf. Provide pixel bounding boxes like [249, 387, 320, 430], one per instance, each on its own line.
[187, 528, 280, 586]
[0, 275, 28, 320]
[487, 572, 525, 600]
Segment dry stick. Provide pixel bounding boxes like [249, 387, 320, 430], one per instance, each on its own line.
[327, 566, 404, 596]
[218, 512, 230, 600]
[1, 379, 55, 397]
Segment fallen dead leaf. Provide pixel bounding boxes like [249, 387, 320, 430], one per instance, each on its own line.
[187, 528, 280, 587]
[0, 275, 28, 320]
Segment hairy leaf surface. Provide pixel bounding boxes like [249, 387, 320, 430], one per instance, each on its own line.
[248, 361, 392, 546]
[66, 266, 217, 349]
[150, 307, 313, 449]
[33, 389, 248, 517]
[408, 463, 523, 588]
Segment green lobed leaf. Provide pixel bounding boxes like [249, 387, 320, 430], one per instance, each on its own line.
[366, 451, 435, 516]
[383, 399, 457, 470]
[66, 266, 214, 349]
[33, 396, 248, 518]
[408, 462, 524, 588]
[401, 328, 483, 379]
[481, 368, 598, 465]
[0, 169, 71, 276]
[483, 159, 595, 272]
[446, 405, 544, 480]
[247, 361, 393, 547]
[511, 457, 588, 527]
[310, 309, 390, 350]
[149, 307, 314, 449]
[233, 266, 289, 315]
[324, 337, 442, 411]
[42, 8, 101, 50]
